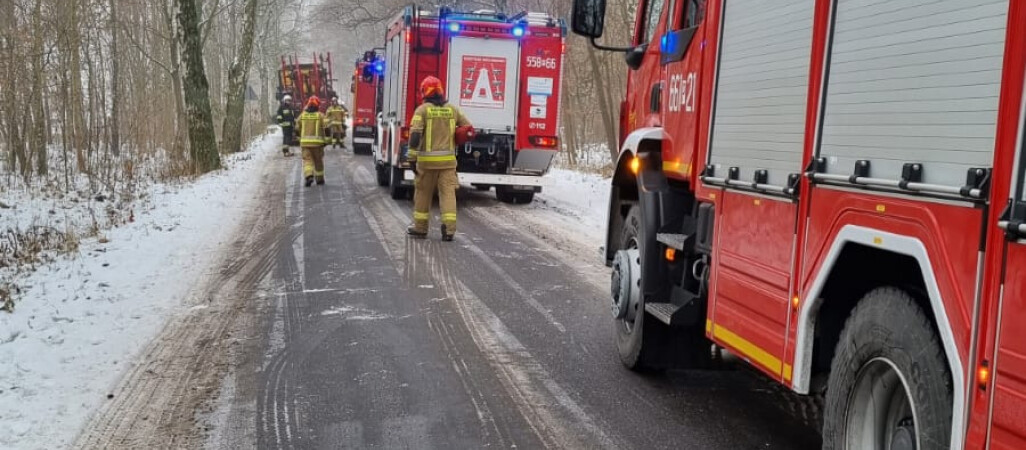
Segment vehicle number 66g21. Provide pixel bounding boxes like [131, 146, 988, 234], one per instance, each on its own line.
[667, 72, 696, 113]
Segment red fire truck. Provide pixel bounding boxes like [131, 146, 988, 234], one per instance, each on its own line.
[374, 6, 566, 203]
[572, 0, 1025, 447]
[277, 53, 337, 111]
[351, 50, 384, 155]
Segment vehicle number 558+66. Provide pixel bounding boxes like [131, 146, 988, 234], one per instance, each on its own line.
[526, 56, 558, 70]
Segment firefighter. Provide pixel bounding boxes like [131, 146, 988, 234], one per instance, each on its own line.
[338, 100, 349, 139]
[298, 96, 328, 187]
[325, 98, 347, 149]
[406, 76, 471, 242]
[276, 95, 297, 156]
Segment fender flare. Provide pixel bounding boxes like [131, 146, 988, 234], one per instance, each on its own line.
[604, 127, 669, 264]
[619, 127, 668, 161]
[791, 225, 966, 449]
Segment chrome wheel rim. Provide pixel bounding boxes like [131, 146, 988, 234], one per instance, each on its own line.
[844, 357, 919, 450]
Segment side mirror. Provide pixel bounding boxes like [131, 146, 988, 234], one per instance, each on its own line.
[571, 0, 607, 39]
[625, 45, 645, 70]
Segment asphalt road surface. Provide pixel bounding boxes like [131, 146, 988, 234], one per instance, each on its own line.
[78, 139, 823, 449]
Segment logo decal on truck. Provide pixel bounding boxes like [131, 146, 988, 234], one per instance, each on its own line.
[460, 55, 507, 109]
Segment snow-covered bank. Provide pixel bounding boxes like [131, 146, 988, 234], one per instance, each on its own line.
[0, 131, 279, 450]
[534, 168, 610, 244]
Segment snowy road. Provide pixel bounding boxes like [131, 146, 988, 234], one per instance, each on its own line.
[76, 142, 821, 449]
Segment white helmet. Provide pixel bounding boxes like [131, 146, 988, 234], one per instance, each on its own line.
[283, 94, 292, 102]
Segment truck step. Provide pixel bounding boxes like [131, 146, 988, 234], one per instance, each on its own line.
[656, 233, 689, 250]
[645, 302, 680, 325]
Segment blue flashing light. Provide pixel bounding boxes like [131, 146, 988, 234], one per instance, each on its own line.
[374, 61, 385, 74]
[447, 22, 461, 33]
[660, 33, 679, 54]
[512, 25, 525, 37]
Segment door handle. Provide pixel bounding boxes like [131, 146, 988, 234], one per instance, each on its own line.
[998, 201, 1026, 239]
[650, 83, 662, 113]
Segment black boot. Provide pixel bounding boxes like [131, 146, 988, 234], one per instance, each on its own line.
[316, 176, 325, 185]
[441, 224, 454, 242]
[305, 176, 314, 187]
[407, 226, 427, 239]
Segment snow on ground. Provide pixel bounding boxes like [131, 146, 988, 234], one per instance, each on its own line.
[0, 130, 279, 450]
[534, 168, 611, 245]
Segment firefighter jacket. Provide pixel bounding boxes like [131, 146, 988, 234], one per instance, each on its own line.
[408, 100, 471, 170]
[325, 106, 346, 127]
[276, 104, 296, 129]
[298, 110, 327, 146]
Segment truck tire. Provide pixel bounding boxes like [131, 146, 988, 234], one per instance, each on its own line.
[376, 163, 389, 187]
[822, 287, 951, 450]
[389, 165, 406, 200]
[512, 192, 535, 204]
[615, 205, 673, 371]
[495, 187, 534, 204]
[495, 186, 513, 203]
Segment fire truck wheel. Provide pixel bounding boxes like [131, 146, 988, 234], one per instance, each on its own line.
[822, 287, 951, 450]
[615, 205, 671, 371]
[376, 163, 389, 187]
[496, 186, 515, 203]
[389, 166, 406, 200]
[512, 192, 535, 204]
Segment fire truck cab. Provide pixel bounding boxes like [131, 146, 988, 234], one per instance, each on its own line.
[351, 50, 384, 155]
[375, 6, 566, 203]
[572, 0, 1026, 447]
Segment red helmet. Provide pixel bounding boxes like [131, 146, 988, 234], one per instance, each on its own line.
[306, 96, 321, 109]
[420, 76, 444, 98]
[455, 125, 475, 146]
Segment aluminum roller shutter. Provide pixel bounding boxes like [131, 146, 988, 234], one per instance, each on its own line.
[818, 0, 1009, 186]
[708, 0, 816, 187]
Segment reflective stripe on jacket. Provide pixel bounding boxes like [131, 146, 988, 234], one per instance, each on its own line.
[298, 111, 326, 146]
[277, 105, 295, 127]
[409, 102, 470, 170]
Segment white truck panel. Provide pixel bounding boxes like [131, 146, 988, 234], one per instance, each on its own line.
[819, 0, 1008, 186]
[708, 0, 815, 186]
[447, 36, 520, 133]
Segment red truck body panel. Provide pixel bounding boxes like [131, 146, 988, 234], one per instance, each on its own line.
[606, 0, 1026, 446]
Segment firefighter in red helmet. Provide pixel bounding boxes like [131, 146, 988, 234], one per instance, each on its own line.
[406, 76, 472, 241]
[298, 96, 328, 187]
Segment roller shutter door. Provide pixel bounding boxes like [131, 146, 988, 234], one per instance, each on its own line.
[708, 0, 816, 187]
[818, 0, 1009, 186]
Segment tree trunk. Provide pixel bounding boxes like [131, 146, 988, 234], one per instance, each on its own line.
[109, 0, 120, 157]
[163, 1, 188, 159]
[57, 0, 89, 173]
[586, 44, 619, 162]
[30, 0, 46, 177]
[175, 0, 220, 173]
[221, 0, 258, 153]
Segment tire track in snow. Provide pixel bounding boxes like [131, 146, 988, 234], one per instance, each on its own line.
[75, 154, 285, 449]
[341, 155, 616, 449]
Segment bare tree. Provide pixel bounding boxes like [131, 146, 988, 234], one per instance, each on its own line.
[222, 0, 259, 153]
[175, 0, 220, 172]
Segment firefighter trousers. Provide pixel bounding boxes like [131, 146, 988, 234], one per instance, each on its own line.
[282, 127, 294, 152]
[302, 146, 325, 180]
[411, 168, 458, 234]
[329, 125, 345, 146]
